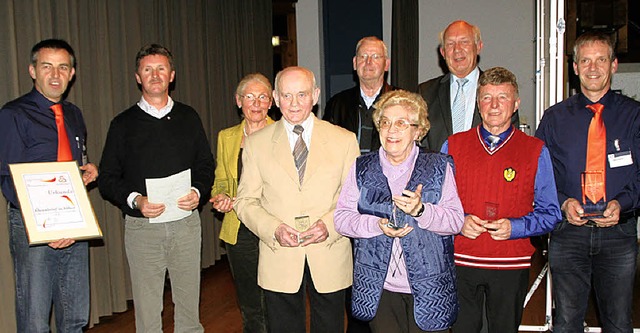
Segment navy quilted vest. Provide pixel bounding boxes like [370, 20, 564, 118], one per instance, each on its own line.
[352, 150, 458, 331]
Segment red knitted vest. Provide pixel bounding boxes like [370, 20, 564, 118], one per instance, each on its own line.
[449, 127, 544, 269]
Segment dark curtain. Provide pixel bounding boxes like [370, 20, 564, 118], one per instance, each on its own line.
[391, 0, 418, 90]
[0, 0, 273, 329]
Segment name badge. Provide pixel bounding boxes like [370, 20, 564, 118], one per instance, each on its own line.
[608, 150, 633, 168]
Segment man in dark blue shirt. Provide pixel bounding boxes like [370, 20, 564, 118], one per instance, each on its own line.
[536, 31, 640, 333]
[0, 39, 98, 332]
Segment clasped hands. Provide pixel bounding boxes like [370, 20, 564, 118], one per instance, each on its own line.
[378, 184, 424, 238]
[461, 215, 511, 241]
[562, 198, 620, 227]
[275, 220, 329, 247]
[210, 193, 235, 214]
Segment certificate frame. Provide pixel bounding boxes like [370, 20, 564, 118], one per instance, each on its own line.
[9, 161, 102, 245]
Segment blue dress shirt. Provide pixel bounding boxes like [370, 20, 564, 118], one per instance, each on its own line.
[536, 90, 640, 213]
[0, 89, 87, 207]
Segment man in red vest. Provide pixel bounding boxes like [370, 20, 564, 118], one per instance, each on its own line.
[442, 67, 561, 333]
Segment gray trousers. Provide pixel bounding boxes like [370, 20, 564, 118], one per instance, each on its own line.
[125, 211, 204, 333]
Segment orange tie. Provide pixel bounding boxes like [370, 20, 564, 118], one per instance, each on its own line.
[50, 104, 73, 162]
[585, 103, 606, 203]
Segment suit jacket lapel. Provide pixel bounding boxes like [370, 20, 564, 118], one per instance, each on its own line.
[439, 74, 453, 135]
[272, 120, 300, 185]
[224, 122, 244, 180]
[304, 117, 327, 183]
[471, 69, 484, 127]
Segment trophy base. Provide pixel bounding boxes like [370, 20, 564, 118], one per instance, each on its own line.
[580, 201, 607, 220]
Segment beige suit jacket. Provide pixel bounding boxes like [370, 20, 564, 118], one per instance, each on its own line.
[236, 115, 360, 293]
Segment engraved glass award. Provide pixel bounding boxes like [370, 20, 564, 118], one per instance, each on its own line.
[581, 171, 607, 219]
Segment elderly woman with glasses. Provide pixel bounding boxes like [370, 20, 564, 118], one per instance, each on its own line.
[209, 73, 274, 333]
[334, 90, 464, 333]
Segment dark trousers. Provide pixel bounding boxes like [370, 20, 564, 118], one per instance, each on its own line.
[226, 223, 268, 333]
[549, 220, 637, 333]
[264, 262, 345, 333]
[370, 290, 449, 333]
[452, 266, 529, 333]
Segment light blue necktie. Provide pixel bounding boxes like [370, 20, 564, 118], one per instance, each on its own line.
[451, 78, 469, 133]
[488, 135, 500, 150]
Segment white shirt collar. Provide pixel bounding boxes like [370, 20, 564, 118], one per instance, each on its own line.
[360, 85, 383, 109]
[137, 95, 174, 119]
[284, 114, 314, 151]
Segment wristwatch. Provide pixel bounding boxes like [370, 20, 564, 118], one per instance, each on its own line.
[414, 203, 425, 218]
[132, 195, 141, 210]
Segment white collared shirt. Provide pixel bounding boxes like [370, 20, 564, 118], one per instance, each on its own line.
[137, 95, 175, 119]
[449, 67, 480, 131]
[283, 115, 314, 152]
[360, 86, 382, 109]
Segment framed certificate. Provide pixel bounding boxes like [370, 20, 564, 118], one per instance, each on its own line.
[9, 161, 102, 245]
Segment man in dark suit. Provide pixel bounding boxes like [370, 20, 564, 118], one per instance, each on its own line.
[418, 20, 519, 151]
[324, 36, 397, 154]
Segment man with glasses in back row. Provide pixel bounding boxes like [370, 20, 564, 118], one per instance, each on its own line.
[324, 36, 398, 155]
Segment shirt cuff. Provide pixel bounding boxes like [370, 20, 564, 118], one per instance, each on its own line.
[191, 187, 201, 199]
[127, 192, 142, 209]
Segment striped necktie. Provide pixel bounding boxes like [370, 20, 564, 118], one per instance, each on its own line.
[293, 125, 308, 184]
[451, 78, 469, 133]
[488, 135, 500, 150]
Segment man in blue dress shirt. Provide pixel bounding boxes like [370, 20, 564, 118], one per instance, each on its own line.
[0, 39, 98, 332]
[536, 31, 640, 333]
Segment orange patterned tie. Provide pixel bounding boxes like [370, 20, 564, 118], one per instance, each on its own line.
[50, 104, 73, 162]
[585, 103, 606, 203]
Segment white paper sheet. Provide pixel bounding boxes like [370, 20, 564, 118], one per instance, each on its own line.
[23, 171, 86, 231]
[145, 169, 191, 223]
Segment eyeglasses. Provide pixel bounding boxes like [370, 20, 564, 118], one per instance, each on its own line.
[378, 118, 419, 131]
[241, 94, 270, 103]
[356, 53, 386, 62]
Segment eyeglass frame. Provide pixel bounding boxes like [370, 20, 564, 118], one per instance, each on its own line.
[355, 53, 386, 62]
[240, 93, 271, 103]
[378, 117, 419, 131]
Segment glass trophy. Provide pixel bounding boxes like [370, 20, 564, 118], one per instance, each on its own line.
[581, 171, 607, 219]
[294, 215, 310, 232]
[485, 202, 499, 220]
[484, 202, 499, 231]
[294, 215, 311, 243]
[387, 204, 407, 229]
[213, 179, 229, 196]
[214, 179, 239, 199]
